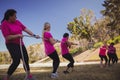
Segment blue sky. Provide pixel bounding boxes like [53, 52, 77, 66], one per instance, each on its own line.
[0, 0, 104, 51]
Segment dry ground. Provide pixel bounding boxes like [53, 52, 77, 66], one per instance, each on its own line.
[0, 63, 120, 80]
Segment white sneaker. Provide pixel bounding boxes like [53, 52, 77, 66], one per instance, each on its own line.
[51, 73, 58, 78]
[55, 72, 59, 77]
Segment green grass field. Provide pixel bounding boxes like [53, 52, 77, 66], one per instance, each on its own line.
[0, 63, 120, 80]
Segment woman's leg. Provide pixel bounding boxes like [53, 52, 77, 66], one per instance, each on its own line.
[63, 54, 74, 73]
[48, 51, 60, 73]
[108, 54, 112, 66]
[5, 44, 21, 79]
[115, 53, 118, 63]
[99, 55, 104, 67]
[63, 54, 74, 68]
[103, 55, 108, 66]
[112, 54, 116, 64]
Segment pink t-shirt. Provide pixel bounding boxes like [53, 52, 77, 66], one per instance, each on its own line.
[61, 37, 69, 55]
[108, 45, 116, 54]
[99, 46, 107, 56]
[1, 20, 26, 45]
[43, 32, 55, 55]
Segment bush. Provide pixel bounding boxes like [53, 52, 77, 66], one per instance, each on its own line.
[113, 36, 120, 44]
[107, 39, 114, 44]
[93, 42, 103, 48]
[107, 36, 120, 44]
[70, 47, 83, 55]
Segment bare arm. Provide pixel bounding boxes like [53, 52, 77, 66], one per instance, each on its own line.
[66, 41, 78, 48]
[70, 42, 78, 45]
[24, 28, 40, 38]
[24, 28, 34, 36]
[49, 38, 58, 45]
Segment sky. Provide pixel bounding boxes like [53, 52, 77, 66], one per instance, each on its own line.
[0, 0, 104, 51]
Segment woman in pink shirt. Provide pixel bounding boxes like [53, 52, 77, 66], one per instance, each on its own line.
[42, 22, 60, 78]
[61, 33, 77, 74]
[99, 44, 108, 68]
[1, 9, 40, 80]
[107, 43, 118, 66]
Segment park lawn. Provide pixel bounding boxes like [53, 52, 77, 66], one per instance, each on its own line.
[0, 63, 120, 80]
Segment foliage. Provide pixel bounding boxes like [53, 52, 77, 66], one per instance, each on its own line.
[93, 42, 103, 48]
[101, 0, 120, 38]
[107, 36, 120, 44]
[67, 8, 95, 42]
[70, 47, 83, 55]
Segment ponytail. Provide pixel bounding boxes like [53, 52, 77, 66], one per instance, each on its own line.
[42, 22, 50, 41]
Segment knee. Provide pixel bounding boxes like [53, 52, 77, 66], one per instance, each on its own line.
[54, 58, 60, 64]
[71, 59, 75, 64]
[12, 59, 20, 66]
[57, 58, 60, 64]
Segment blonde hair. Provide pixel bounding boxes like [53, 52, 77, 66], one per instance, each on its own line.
[42, 22, 50, 41]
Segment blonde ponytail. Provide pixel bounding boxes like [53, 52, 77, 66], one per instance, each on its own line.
[42, 22, 50, 41]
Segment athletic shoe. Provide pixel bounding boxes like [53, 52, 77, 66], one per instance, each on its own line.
[51, 73, 58, 78]
[63, 71, 69, 74]
[24, 74, 36, 80]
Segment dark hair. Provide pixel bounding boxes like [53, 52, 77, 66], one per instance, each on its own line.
[110, 42, 114, 45]
[1, 9, 17, 23]
[63, 33, 69, 38]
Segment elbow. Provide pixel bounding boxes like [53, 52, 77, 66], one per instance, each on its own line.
[51, 41, 56, 45]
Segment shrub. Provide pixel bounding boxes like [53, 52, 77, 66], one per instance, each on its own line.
[93, 42, 103, 48]
[113, 36, 120, 44]
[70, 47, 83, 55]
[107, 36, 120, 44]
[107, 39, 114, 44]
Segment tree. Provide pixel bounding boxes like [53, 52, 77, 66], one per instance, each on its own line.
[67, 8, 95, 42]
[101, 0, 120, 38]
[93, 17, 111, 42]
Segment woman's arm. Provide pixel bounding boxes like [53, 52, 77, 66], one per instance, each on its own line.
[6, 34, 23, 40]
[66, 41, 78, 48]
[24, 28, 40, 38]
[70, 42, 78, 45]
[49, 38, 58, 45]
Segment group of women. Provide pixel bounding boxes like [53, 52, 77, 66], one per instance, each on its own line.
[0, 9, 77, 80]
[99, 43, 118, 68]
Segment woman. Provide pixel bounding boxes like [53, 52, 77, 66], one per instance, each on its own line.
[107, 43, 118, 66]
[1, 9, 40, 80]
[42, 22, 60, 78]
[61, 33, 77, 74]
[99, 44, 108, 68]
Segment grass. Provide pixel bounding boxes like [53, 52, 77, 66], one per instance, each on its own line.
[0, 63, 120, 80]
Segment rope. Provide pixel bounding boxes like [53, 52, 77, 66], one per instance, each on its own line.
[20, 38, 28, 80]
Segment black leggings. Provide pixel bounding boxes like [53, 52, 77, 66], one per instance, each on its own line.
[63, 53, 75, 68]
[6, 43, 30, 76]
[113, 53, 118, 63]
[99, 55, 108, 64]
[108, 53, 118, 64]
[48, 51, 60, 73]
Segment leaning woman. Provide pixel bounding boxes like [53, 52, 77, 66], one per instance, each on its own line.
[42, 22, 60, 78]
[1, 9, 40, 80]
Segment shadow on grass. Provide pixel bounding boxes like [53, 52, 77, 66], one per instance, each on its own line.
[0, 64, 120, 80]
